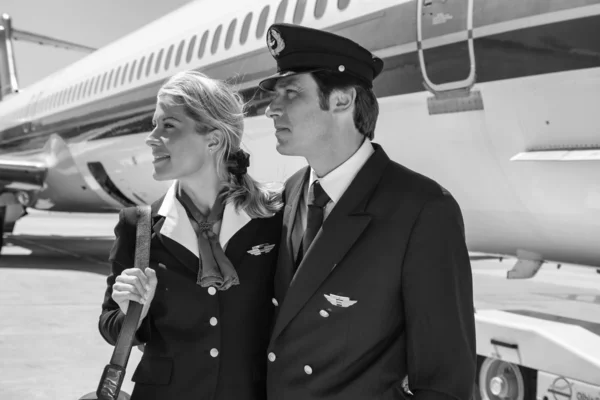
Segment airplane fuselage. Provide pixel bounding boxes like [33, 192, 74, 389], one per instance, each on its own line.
[1, 0, 599, 268]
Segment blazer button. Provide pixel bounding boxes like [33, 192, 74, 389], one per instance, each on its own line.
[210, 348, 219, 357]
[319, 310, 329, 318]
[304, 365, 313, 375]
[268, 352, 276, 362]
[210, 317, 218, 326]
[272, 298, 279, 307]
[208, 287, 217, 295]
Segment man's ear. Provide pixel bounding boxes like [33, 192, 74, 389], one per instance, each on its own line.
[330, 87, 356, 113]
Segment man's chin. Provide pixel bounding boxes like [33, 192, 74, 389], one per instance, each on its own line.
[275, 141, 296, 156]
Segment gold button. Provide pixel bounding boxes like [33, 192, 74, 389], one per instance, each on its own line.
[319, 310, 329, 318]
[208, 287, 217, 295]
[304, 365, 313, 375]
[272, 298, 279, 307]
[210, 317, 218, 326]
[338, 65, 345, 72]
[210, 348, 219, 357]
[268, 352, 276, 362]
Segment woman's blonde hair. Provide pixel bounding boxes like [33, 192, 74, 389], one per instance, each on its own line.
[157, 70, 282, 218]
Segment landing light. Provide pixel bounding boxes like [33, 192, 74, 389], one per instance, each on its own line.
[16, 191, 30, 206]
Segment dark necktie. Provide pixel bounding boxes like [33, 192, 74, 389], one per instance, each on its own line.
[296, 180, 330, 266]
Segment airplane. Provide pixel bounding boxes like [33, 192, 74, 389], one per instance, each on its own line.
[1, 0, 599, 279]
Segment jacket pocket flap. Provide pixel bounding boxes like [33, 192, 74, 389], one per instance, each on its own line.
[132, 356, 173, 385]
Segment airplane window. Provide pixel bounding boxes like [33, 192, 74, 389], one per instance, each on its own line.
[129, 60, 137, 82]
[146, 53, 154, 76]
[81, 81, 88, 98]
[225, 19, 237, 50]
[94, 75, 102, 94]
[338, 0, 350, 10]
[275, 0, 288, 22]
[76, 82, 84, 100]
[294, 0, 307, 23]
[198, 30, 208, 59]
[121, 64, 129, 85]
[137, 56, 146, 80]
[165, 44, 175, 70]
[114, 66, 121, 88]
[315, 0, 327, 18]
[175, 39, 185, 67]
[100, 72, 108, 92]
[154, 49, 164, 74]
[107, 69, 115, 90]
[69, 85, 76, 102]
[240, 13, 252, 45]
[186, 35, 197, 63]
[256, 5, 270, 39]
[211, 25, 223, 55]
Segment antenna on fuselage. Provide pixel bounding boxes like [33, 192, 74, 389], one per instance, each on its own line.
[0, 13, 97, 100]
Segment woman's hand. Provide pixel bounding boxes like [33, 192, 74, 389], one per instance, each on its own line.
[111, 267, 157, 327]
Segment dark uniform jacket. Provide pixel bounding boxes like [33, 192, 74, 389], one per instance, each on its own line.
[267, 143, 476, 400]
[99, 183, 282, 400]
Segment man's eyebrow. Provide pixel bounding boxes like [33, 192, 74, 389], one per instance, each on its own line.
[274, 77, 301, 89]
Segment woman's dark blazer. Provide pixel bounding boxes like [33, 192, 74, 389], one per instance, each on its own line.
[98, 185, 282, 400]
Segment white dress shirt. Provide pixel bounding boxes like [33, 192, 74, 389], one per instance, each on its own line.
[293, 139, 375, 257]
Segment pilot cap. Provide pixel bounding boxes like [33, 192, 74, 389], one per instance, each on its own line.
[259, 23, 384, 92]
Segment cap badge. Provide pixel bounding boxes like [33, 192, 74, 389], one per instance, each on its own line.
[267, 28, 285, 58]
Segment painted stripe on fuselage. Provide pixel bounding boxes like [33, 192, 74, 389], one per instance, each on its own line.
[1, 8, 600, 154]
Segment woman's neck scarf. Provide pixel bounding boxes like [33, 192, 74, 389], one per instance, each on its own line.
[176, 184, 240, 291]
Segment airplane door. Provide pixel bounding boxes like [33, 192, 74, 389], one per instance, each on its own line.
[417, 0, 482, 113]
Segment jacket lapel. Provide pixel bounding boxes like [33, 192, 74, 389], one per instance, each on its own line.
[151, 215, 199, 274]
[274, 167, 310, 301]
[150, 181, 253, 275]
[271, 144, 390, 342]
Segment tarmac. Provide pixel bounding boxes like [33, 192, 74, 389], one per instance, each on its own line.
[1, 210, 599, 399]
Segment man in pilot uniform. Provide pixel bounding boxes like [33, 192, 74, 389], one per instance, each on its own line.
[259, 23, 476, 400]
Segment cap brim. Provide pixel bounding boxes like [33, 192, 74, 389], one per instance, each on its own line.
[258, 68, 324, 91]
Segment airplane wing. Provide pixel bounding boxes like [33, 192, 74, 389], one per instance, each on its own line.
[0, 158, 47, 191]
[12, 29, 96, 53]
[0, 134, 66, 193]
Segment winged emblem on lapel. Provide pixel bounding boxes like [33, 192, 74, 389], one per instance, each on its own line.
[247, 243, 276, 256]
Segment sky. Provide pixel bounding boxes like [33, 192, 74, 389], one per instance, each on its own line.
[2, 0, 197, 88]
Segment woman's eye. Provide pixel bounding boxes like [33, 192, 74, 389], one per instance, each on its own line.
[164, 123, 175, 129]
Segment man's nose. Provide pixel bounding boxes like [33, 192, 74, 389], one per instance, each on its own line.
[265, 100, 282, 119]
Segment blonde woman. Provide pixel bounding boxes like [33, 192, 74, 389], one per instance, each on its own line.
[98, 71, 283, 400]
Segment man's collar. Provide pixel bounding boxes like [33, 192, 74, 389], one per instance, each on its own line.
[309, 139, 375, 203]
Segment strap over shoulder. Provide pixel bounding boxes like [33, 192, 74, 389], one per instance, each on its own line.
[133, 205, 151, 271]
[108, 205, 152, 366]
